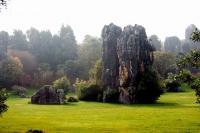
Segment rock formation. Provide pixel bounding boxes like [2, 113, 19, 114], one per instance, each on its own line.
[164, 36, 181, 53]
[31, 85, 65, 104]
[101, 23, 160, 104]
[101, 23, 122, 89]
[117, 25, 154, 103]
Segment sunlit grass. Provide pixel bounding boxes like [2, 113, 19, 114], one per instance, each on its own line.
[0, 91, 199, 133]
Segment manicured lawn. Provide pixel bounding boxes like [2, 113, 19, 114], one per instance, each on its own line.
[0, 91, 200, 133]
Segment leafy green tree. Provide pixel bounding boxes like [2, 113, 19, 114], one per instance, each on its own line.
[0, 56, 23, 88]
[32, 63, 54, 86]
[153, 51, 177, 78]
[177, 50, 200, 69]
[0, 31, 9, 60]
[0, 0, 9, 116]
[64, 60, 82, 83]
[27, 27, 41, 54]
[78, 35, 102, 79]
[53, 76, 70, 94]
[50, 35, 63, 69]
[191, 28, 200, 42]
[10, 30, 28, 50]
[60, 25, 78, 61]
[178, 28, 200, 103]
[89, 59, 102, 85]
[0, 88, 8, 115]
[37, 31, 53, 63]
[8, 49, 37, 75]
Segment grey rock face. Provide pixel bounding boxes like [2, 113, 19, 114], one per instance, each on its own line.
[101, 23, 122, 89]
[164, 36, 181, 53]
[31, 85, 65, 104]
[117, 25, 154, 103]
[101, 24, 155, 104]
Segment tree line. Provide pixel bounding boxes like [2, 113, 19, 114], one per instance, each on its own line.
[0, 25, 102, 88]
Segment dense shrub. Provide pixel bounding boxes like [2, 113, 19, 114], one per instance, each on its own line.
[103, 88, 119, 103]
[134, 69, 163, 103]
[165, 81, 181, 92]
[75, 79, 102, 101]
[67, 96, 79, 102]
[165, 73, 182, 92]
[11, 85, 27, 97]
[0, 88, 8, 115]
[179, 69, 193, 83]
[53, 76, 70, 94]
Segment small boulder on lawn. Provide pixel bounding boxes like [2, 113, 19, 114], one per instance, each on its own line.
[31, 85, 65, 104]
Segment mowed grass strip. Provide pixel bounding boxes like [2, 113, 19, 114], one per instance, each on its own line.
[0, 91, 200, 133]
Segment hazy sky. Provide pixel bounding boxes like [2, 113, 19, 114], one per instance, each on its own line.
[0, 0, 200, 43]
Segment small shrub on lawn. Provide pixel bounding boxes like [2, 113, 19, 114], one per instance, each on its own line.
[165, 73, 182, 92]
[11, 85, 27, 97]
[53, 76, 70, 94]
[134, 69, 163, 103]
[75, 79, 102, 101]
[0, 88, 8, 115]
[67, 96, 79, 102]
[103, 88, 119, 103]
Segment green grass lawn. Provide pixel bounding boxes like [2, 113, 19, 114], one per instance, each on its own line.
[0, 91, 200, 133]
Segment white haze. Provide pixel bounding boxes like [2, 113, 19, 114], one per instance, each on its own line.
[0, 0, 200, 43]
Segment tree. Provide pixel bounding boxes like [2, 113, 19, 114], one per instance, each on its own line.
[53, 76, 70, 94]
[32, 63, 54, 87]
[10, 30, 29, 50]
[37, 31, 53, 64]
[60, 25, 78, 61]
[0, 88, 8, 115]
[8, 49, 37, 75]
[178, 28, 200, 103]
[78, 35, 102, 79]
[27, 27, 41, 54]
[89, 59, 102, 85]
[149, 35, 162, 51]
[0, 0, 8, 116]
[153, 51, 177, 78]
[64, 60, 82, 83]
[0, 56, 23, 88]
[0, 31, 9, 60]
[191, 28, 200, 42]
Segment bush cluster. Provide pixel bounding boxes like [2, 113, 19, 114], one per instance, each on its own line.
[0, 88, 8, 115]
[75, 79, 102, 101]
[103, 88, 119, 103]
[134, 69, 163, 103]
[11, 85, 27, 97]
[67, 96, 79, 102]
[53, 76, 70, 94]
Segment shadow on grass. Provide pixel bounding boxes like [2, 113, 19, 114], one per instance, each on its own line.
[28, 100, 199, 109]
[112, 102, 200, 109]
[84, 100, 199, 109]
[29, 102, 79, 106]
